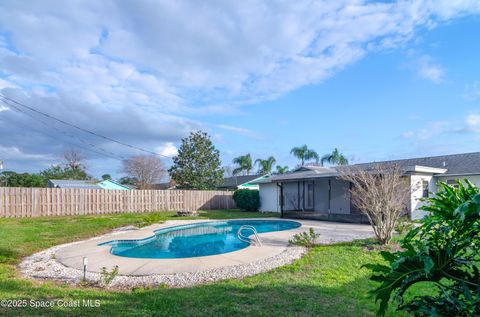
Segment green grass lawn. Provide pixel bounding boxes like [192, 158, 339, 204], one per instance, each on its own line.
[0, 210, 426, 316]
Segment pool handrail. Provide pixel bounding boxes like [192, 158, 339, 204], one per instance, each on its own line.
[237, 225, 262, 246]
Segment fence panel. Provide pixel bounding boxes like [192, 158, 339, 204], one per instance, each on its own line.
[0, 187, 236, 218]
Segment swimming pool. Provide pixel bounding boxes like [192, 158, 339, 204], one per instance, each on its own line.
[100, 219, 301, 259]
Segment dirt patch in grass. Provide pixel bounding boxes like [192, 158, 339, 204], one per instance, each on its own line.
[362, 240, 403, 252]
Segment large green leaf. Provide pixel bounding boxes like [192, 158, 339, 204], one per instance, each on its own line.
[366, 181, 480, 316]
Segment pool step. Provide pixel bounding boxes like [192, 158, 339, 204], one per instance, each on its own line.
[237, 225, 262, 246]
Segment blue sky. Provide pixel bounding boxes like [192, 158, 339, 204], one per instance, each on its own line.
[0, 1, 480, 179]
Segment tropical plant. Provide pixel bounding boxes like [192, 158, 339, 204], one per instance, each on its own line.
[275, 165, 289, 174]
[290, 145, 319, 166]
[289, 228, 320, 248]
[255, 156, 276, 175]
[233, 189, 260, 211]
[232, 154, 253, 175]
[321, 148, 349, 166]
[169, 131, 224, 190]
[364, 180, 480, 316]
[101, 174, 112, 180]
[393, 216, 414, 235]
[421, 179, 479, 221]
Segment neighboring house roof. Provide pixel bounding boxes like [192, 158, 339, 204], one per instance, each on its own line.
[253, 166, 338, 183]
[237, 175, 271, 189]
[48, 179, 130, 190]
[48, 179, 101, 189]
[217, 175, 263, 189]
[253, 152, 480, 183]
[150, 182, 176, 190]
[97, 179, 131, 190]
[351, 152, 480, 176]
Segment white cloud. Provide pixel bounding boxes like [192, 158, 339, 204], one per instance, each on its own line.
[463, 81, 480, 101]
[0, 145, 54, 161]
[417, 121, 450, 140]
[462, 114, 480, 133]
[403, 130, 414, 138]
[0, 0, 479, 172]
[216, 124, 263, 140]
[403, 121, 450, 141]
[416, 55, 445, 83]
[466, 114, 480, 126]
[1, 1, 479, 106]
[404, 113, 480, 143]
[155, 142, 178, 157]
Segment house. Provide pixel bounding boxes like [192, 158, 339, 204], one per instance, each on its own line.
[98, 179, 132, 190]
[47, 179, 131, 190]
[217, 175, 266, 191]
[149, 181, 177, 190]
[252, 152, 480, 222]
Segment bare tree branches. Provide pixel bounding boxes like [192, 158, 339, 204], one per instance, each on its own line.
[63, 149, 86, 171]
[122, 155, 166, 189]
[338, 163, 411, 244]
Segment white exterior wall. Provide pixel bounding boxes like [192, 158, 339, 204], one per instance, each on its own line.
[410, 174, 480, 220]
[410, 174, 436, 220]
[258, 183, 280, 212]
[436, 175, 480, 187]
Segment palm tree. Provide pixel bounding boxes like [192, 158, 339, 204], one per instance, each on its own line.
[232, 154, 253, 175]
[255, 156, 276, 175]
[321, 148, 349, 166]
[275, 165, 289, 174]
[290, 145, 319, 166]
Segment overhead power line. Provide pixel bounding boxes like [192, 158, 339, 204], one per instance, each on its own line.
[0, 93, 172, 159]
[1, 98, 125, 161]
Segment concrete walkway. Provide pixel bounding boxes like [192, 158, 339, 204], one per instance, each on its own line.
[55, 218, 374, 276]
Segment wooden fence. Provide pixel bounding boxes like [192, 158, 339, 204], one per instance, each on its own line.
[0, 187, 236, 218]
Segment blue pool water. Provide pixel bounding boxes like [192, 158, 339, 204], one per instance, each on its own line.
[100, 220, 301, 259]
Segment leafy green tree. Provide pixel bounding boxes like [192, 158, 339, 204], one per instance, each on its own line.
[275, 165, 289, 174]
[0, 171, 46, 187]
[232, 154, 253, 175]
[169, 131, 224, 190]
[255, 156, 276, 175]
[101, 174, 112, 180]
[290, 145, 319, 166]
[365, 180, 480, 316]
[40, 165, 90, 181]
[321, 148, 349, 166]
[118, 176, 138, 187]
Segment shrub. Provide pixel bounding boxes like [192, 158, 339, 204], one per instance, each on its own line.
[364, 180, 480, 316]
[233, 189, 260, 211]
[288, 228, 320, 248]
[394, 216, 414, 235]
[138, 213, 165, 227]
[100, 265, 119, 286]
[338, 163, 410, 244]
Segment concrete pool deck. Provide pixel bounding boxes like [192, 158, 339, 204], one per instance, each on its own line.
[20, 218, 374, 288]
[55, 218, 374, 275]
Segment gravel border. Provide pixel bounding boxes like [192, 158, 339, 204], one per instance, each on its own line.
[19, 230, 306, 289]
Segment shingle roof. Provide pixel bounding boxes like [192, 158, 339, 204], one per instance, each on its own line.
[217, 175, 263, 189]
[255, 152, 480, 183]
[351, 152, 480, 176]
[252, 166, 338, 183]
